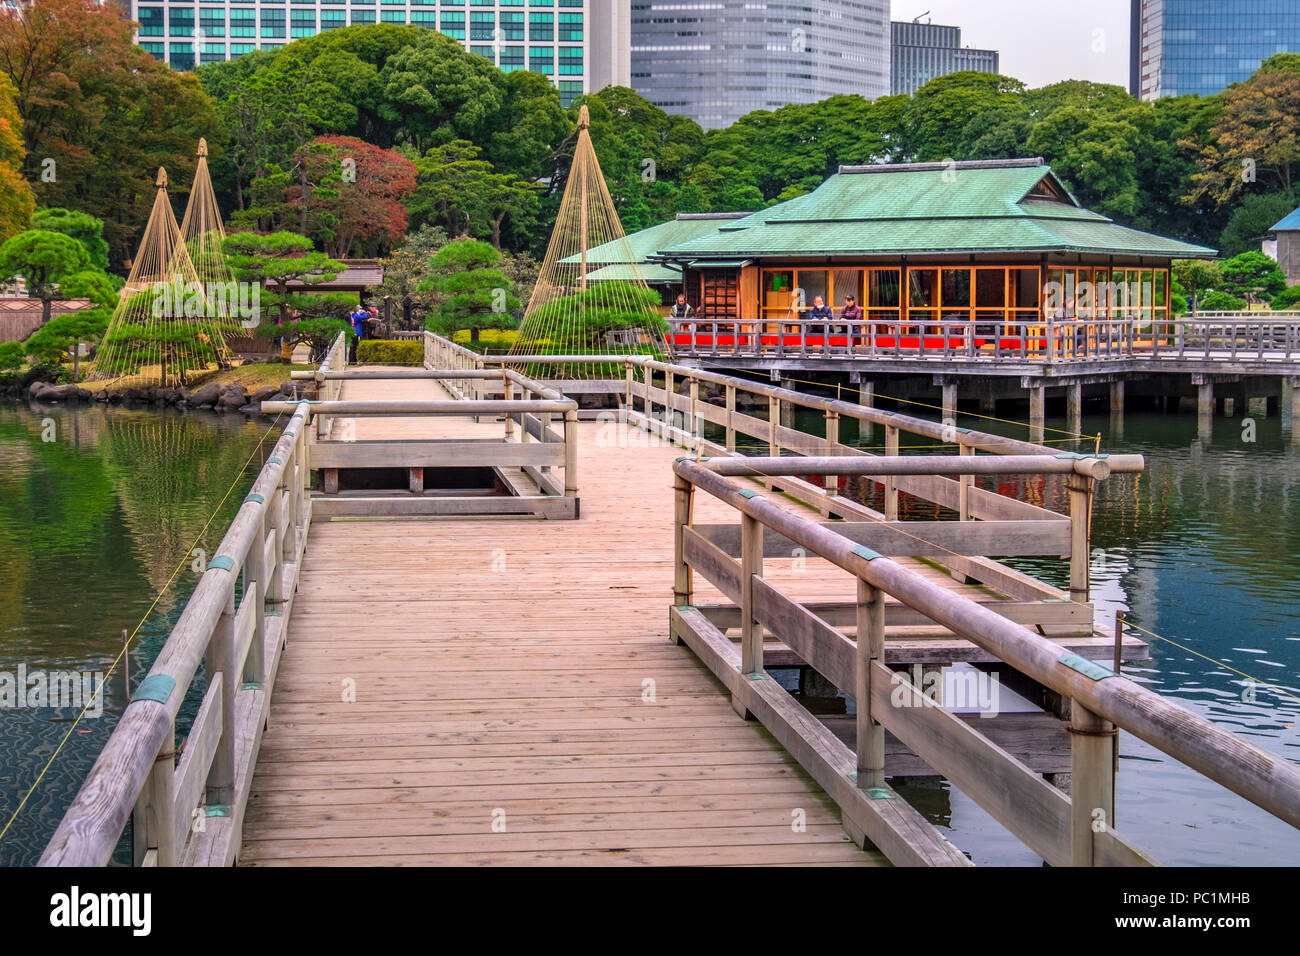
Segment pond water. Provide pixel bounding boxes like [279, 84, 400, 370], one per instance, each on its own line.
[0, 402, 280, 866]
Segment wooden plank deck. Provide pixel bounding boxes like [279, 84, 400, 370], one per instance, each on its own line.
[240, 374, 892, 866]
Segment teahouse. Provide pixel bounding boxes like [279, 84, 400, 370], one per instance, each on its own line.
[650, 158, 1214, 345]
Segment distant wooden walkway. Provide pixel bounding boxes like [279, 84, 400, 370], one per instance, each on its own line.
[239, 374, 887, 865]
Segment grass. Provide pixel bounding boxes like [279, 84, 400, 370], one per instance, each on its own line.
[452, 329, 520, 352]
[188, 362, 314, 392]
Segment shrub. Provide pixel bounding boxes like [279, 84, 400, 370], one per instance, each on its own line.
[1271, 285, 1300, 310]
[1198, 290, 1247, 312]
[356, 339, 423, 366]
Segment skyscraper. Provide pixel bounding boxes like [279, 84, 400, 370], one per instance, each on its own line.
[129, 0, 628, 107]
[629, 0, 889, 130]
[890, 20, 1000, 96]
[1131, 0, 1300, 100]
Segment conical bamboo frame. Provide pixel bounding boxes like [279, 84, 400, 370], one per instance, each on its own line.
[180, 138, 242, 346]
[507, 104, 665, 380]
[91, 167, 231, 389]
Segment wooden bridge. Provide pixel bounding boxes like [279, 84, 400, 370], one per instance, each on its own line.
[38, 333, 1300, 867]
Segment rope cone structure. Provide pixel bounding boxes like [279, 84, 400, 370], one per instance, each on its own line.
[180, 138, 244, 348]
[507, 104, 667, 380]
[92, 166, 231, 389]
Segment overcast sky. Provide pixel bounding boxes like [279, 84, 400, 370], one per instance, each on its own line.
[890, 0, 1132, 89]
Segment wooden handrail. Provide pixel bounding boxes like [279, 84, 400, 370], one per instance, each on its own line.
[673, 458, 1300, 857]
[40, 402, 314, 867]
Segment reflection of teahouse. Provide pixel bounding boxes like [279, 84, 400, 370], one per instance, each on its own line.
[653, 158, 1213, 336]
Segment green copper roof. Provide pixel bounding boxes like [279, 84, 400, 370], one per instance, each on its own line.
[657, 160, 1215, 261]
[560, 213, 752, 283]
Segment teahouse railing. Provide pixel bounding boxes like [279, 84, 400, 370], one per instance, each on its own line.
[668, 315, 1300, 363]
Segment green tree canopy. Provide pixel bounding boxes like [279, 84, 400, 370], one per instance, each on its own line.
[0, 229, 90, 325]
[419, 239, 519, 343]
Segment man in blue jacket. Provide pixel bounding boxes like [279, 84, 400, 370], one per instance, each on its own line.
[348, 304, 368, 362]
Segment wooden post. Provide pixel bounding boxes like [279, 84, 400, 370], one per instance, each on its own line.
[856, 578, 886, 790]
[205, 589, 237, 808]
[1067, 382, 1083, 436]
[142, 720, 177, 867]
[1197, 382, 1215, 441]
[858, 380, 874, 442]
[665, 369, 675, 432]
[725, 384, 736, 452]
[738, 512, 764, 704]
[243, 513, 267, 685]
[673, 475, 694, 606]
[624, 361, 633, 413]
[1069, 702, 1115, 866]
[409, 467, 424, 494]
[941, 381, 957, 423]
[1029, 385, 1046, 443]
[563, 409, 578, 498]
[884, 424, 899, 521]
[823, 410, 839, 499]
[1067, 472, 1092, 605]
[958, 439, 974, 521]
[643, 364, 653, 425]
[689, 377, 700, 443]
[768, 396, 780, 456]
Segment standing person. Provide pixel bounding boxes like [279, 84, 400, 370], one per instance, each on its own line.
[348, 303, 368, 362]
[669, 293, 694, 319]
[840, 294, 863, 342]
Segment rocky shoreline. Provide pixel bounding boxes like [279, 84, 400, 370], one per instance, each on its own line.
[14, 377, 316, 416]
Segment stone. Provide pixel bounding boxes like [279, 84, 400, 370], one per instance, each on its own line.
[250, 385, 280, 405]
[188, 383, 222, 407]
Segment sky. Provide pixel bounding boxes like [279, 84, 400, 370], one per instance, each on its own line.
[890, 0, 1133, 90]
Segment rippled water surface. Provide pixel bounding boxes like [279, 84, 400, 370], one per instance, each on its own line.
[0, 402, 279, 866]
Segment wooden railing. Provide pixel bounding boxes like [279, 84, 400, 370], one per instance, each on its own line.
[671, 455, 1300, 866]
[274, 336, 580, 519]
[40, 397, 314, 866]
[668, 315, 1300, 363]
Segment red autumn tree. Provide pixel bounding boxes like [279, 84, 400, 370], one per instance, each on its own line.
[285, 135, 417, 259]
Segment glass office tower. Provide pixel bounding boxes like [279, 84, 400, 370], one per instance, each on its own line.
[630, 0, 889, 130]
[130, 0, 627, 107]
[890, 20, 999, 95]
[1131, 0, 1300, 99]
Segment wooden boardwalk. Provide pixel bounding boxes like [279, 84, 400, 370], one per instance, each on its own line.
[240, 374, 889, 865]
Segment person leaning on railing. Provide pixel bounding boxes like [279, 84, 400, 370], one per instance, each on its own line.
[807, 296, 833, 338]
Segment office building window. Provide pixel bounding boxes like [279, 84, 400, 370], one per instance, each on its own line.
[261, 9, 285, 37]
[140, 41, 164, 57]
[439, 11, 465, 38]
[469, 11, 494, 40]
[199, 7, 225, 36]
[351, 9, 375, 24]
[230, 42, 256, 54]
[471, 45, 495, 61]
[382, 11, 405, 22]
[558, 46, 582, 75]
[558, 79, 582, 106]
[138, 6, 165, 36]
[200, 42, 227, 62]
[500, 45, 524, 71]
[500, 10, 524, 41]
[411, 11, 437, 27]
[229, 11, 255, 36]
[529, 45, 553, 74]
[169, 7, 194, 36]
[170, 42, 195, 69]
[557, 11, 580, 42]
[528, 11, 552, 40]
[321, 9, 345, 29]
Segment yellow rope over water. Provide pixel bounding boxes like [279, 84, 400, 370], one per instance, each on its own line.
[507, 104, 665, 379]
[91, 162, 232, 389]
[0, 413, 284, 848]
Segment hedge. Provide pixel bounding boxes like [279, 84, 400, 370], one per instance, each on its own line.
[356, 339, 424, 366]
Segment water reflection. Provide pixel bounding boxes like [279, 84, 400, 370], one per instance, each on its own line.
[0, 402, 279, 866]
